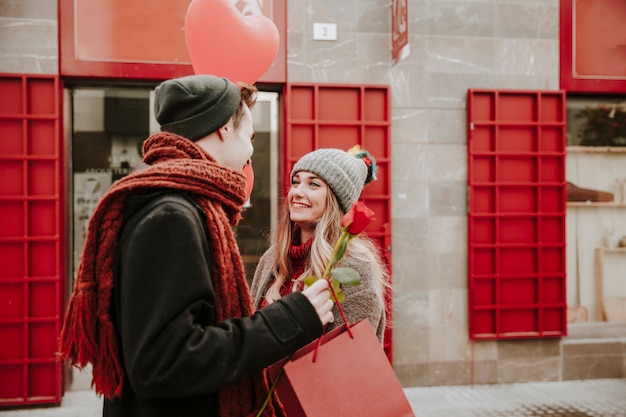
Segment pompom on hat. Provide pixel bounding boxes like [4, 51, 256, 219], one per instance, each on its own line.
[291, 145, 377, 212]
[154, 75, 241, 141]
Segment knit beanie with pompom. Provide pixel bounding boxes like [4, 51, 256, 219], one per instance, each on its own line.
[291, 146, 377, 212]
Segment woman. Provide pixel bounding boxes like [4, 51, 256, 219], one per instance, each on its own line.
[251, 147, 389, 341]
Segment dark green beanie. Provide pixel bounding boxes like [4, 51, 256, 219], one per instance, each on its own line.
[154, 75, 241, 141]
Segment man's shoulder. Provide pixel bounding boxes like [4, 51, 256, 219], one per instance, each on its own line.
[126, 191, 200, 217]
[146, 192, 197, 210]
[122, 191, 206, 237]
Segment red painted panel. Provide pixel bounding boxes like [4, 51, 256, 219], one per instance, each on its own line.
[0, 74, 63, 406]
[467, 89, 567, 340]
[285, 83, 393, 360]
[573, 0, 626, 78]
[0, 79, 22, 113]
[560, 0, 626, 93]
[75, 1, 191, 63]
[60, 0, 287, 82]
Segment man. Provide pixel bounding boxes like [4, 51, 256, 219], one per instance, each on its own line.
[60, 75, 334, 417]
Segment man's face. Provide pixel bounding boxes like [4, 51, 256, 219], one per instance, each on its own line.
[221, 105, 255, 170]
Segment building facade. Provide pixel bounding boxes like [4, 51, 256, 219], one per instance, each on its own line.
[1, 0, 625, 407]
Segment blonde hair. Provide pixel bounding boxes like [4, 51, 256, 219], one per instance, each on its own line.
[265, 185, 389, 304]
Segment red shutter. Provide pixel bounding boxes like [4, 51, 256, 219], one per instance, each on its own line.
[284, 84, 393, 359]
[0, 74, 64, 406]
[467, 89, 567, 340]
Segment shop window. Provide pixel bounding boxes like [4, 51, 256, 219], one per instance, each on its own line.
[565, 95, 626, 324]
[69, 86, 279, 284]
[566, 97, 626, 147]
[71, 88, 149, 277]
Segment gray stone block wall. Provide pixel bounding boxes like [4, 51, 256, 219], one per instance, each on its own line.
[0, 0, 58, 74]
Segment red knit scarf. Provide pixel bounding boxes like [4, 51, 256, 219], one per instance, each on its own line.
[260, 237, 312, 309]
[60, 133, 285, 417]
[281, 238, 312, 296]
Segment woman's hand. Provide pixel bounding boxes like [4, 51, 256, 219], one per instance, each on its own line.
[302, 279, 334, 325]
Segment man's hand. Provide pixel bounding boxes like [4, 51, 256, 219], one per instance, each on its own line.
[302, 279, 334, 325]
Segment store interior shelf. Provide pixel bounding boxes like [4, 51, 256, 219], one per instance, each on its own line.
[599, 247, 626, 253]
[567, 146, 626, 154]
[567, 202, 626, 207]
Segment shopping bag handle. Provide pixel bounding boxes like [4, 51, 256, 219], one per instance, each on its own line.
[326, 278, 354, 338]
[312, 278, 354, 362]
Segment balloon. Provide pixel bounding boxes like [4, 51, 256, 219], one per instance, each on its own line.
[185, 0, 280, 85]
[242, 159, 254, 202]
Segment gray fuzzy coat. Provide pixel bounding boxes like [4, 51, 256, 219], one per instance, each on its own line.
[251, 246, 386, 341]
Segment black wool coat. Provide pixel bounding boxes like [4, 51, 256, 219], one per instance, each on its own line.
[103, 192, 323, 417]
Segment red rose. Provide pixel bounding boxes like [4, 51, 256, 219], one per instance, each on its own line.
[341, 201, 375, 235]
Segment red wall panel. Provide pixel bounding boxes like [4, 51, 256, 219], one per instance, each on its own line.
[0, 74, 64, 406]
[467, 89, 567, 340]
[284, 84, 393, 359]
[560, 0, 626, 93]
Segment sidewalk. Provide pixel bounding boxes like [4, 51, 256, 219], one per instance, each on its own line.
[1, 378, 625, 416]
[403, 378, 626, 417]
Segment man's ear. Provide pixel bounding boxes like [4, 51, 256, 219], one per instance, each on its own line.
[217, 125, 229, 141]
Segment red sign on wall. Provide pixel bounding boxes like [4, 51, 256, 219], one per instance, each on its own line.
[60, 0, 286, 82]
[560, 0, 626, 93]
[573, 0, 626, 79]
[391, 0, 409, 66]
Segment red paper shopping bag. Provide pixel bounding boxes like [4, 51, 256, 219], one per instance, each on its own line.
[270, 319, 416, 417]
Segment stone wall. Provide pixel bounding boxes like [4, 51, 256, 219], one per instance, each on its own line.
[0, 0, 58, 74]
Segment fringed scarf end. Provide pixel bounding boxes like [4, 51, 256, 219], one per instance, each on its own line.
[59, 286, 99, 367]
[92, 319, 124, 398]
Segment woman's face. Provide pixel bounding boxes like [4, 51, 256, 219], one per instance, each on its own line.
[288, 171, 328, 233]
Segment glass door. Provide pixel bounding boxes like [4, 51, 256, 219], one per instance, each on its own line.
[235, 91, 280, 283]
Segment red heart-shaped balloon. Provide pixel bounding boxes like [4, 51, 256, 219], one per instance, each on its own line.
[185, 0, 279, 84]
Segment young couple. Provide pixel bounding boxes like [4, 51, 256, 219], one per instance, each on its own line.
[60, 74, 389, 417]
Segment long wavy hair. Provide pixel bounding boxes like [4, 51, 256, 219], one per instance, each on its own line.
[264, 182, 389, 304]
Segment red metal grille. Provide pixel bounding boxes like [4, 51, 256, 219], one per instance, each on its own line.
[467, 89, 567, 340]
[0, 74, 64, 406]
[284, 84, 393, 359]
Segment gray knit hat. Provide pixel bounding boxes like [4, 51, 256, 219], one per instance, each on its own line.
[291, 148, 376, 212]
[154, 75, 240, 141]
